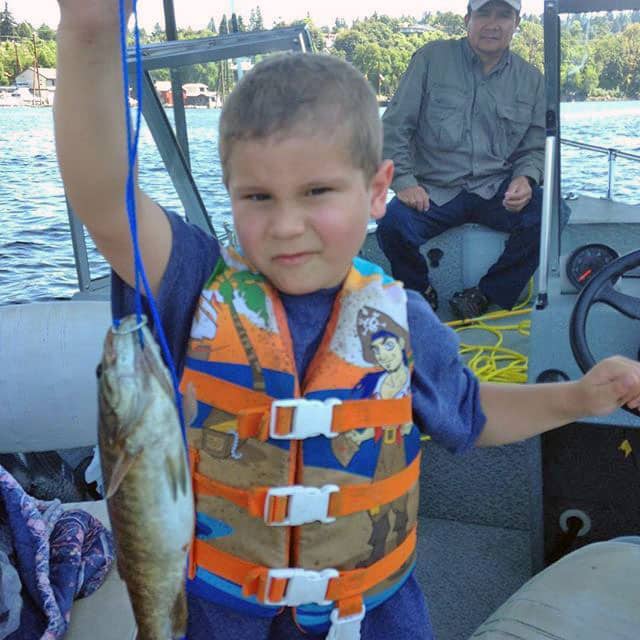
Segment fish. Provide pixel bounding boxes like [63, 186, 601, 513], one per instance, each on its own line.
[97, 315, 195, 640]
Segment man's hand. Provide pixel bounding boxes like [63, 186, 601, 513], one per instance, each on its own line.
[397, 186, 430, 212]
[503, 176, 532, 213]
[574, 355, 640, 417]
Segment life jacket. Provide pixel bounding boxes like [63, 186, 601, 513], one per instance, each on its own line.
[180, 247, 421, 638]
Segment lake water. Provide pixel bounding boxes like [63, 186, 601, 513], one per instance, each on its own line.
[2, 101, 640, 305]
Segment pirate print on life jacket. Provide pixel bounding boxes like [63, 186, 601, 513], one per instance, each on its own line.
[180, 247, 422, 634]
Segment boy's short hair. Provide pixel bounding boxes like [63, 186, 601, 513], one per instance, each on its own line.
[219, 53, 382, 185]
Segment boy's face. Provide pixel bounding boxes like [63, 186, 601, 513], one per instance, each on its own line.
[227, 133, 393, 295]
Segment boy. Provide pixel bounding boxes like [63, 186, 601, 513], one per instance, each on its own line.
[54, 3, 640, 639]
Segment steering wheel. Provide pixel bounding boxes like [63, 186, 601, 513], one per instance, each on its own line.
[570, 248, 640, 417]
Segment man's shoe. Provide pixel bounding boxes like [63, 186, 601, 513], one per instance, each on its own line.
[449, 286, 489, 319]
[422, 285, 438, 311]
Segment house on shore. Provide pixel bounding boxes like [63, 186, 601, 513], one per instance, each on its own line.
[15, 68, 56, 104]
[153, 79, 219, 107]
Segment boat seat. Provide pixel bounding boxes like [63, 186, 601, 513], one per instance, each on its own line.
[0, 300, 112, 452]
[469, 537, 640, 639]
[0, 301, 137, 638]
[64, 500, 137, 640]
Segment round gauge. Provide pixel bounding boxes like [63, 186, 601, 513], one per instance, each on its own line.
[566, 243, 619, 290]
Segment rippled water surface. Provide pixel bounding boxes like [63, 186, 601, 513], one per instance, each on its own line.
[1, 102, 640, 304]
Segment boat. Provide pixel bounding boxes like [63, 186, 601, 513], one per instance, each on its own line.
[1, 1, 640, 638]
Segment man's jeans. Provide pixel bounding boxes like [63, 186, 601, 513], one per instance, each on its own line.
[376, 181, 546, 310]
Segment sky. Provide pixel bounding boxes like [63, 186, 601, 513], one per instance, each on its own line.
[12, 0, 545, 31]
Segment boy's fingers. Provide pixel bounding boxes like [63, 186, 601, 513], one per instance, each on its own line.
[615, 369, 640, 406]
[625, 396, 640, 409]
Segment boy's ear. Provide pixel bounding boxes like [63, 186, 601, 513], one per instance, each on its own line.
[369, 160, 394, 221]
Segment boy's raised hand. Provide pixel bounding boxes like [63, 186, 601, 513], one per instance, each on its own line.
[57, 0, 132, 29]
[576, 355, 640, 416]
[55, 0, 170, 296]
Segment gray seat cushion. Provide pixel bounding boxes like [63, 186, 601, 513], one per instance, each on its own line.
[470, 538, 640, 639]
[64, 500, 137, 640]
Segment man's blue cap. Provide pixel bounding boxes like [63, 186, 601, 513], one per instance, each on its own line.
[470, 0, 521, 11]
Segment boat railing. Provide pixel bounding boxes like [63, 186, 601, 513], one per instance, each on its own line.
[561, 138, 640, 201]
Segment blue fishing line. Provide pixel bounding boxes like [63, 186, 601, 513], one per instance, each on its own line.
[118, 11, 192, 637]
[117, 0, 187, 439]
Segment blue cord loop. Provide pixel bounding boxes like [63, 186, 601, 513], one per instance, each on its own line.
[117, 10, 192, 637]
[116, 0, 187, 437]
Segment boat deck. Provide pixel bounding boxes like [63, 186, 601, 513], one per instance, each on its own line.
[48, 196, 640, 640]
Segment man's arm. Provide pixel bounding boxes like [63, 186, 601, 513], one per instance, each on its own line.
[55, 0, 170, 295]
[476, 356, 640, 446]
[382, 50, 429, 194]
[509, 72, 545, 186]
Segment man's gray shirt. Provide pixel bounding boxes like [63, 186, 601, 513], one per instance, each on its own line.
[383, 37, 545, 206]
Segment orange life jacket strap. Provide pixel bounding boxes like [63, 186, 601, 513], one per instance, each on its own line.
[191, 526, 417, 605]
[181, 369, 412, 441]
[180, 369, 273, 414]
[236, 396, 413, 441]
[192, 452, 421, 524]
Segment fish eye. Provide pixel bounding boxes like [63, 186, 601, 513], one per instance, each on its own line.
[96, 363, 103, 379]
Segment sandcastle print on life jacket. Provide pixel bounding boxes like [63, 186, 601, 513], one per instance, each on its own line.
[187, 249, 273, 387]
[187, 252, 279, 460]
[332, 306, 413, 566]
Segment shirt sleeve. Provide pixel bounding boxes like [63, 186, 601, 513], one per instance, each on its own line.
[110, 209, 220, 374]
[407, 290, 486, 453]
[510, 70, 545, 185]
[382, 48, 429, 194]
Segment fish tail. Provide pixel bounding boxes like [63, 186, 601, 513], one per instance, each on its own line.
[171, 588, 189, 638]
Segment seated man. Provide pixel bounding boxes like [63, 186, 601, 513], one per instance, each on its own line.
[377, 0, 544, 319]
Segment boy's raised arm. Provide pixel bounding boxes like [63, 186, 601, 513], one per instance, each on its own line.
[54, 1, 171, 295]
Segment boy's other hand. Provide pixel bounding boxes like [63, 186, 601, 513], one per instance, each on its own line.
[575, 355, 640, 416]
[397, 186, 430, 212]
[503, 176, 532, 213]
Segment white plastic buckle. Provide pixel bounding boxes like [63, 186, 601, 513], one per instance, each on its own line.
[327, 605, 366, 640]
[269, 398, 342, 440]
[264, 568, 339, 607]
[264, 484, 339, 526]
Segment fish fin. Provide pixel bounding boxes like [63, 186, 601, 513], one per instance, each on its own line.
[105, 449, 142, 499]
[171, 589, 189, 638]
[142, 340, 175, 400]
[178, 448, 189, 495]
[183, 382, 198, 427]
[165, 454, 180, 501]
[116, 553, 127, 580]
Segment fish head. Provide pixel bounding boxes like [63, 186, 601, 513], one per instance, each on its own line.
[98, 315, 170, 441]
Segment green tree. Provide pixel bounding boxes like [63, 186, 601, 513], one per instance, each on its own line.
[621, 23, 640, 97]
[0, 2, 16, 38]
[151, 21, 166, 41]
[36, 40, 56, 68]
[333, 29, 367, 62]
[219, 14, 229, 36]
[15, 22, 33, 40]
[334, 18, 348, 32]
[428, 11, 466, 36]
[511, 20, 543, 72]
[37, 24, 55, 41]
[206, 18, 218, 34]
[249, 6, 264, 31]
